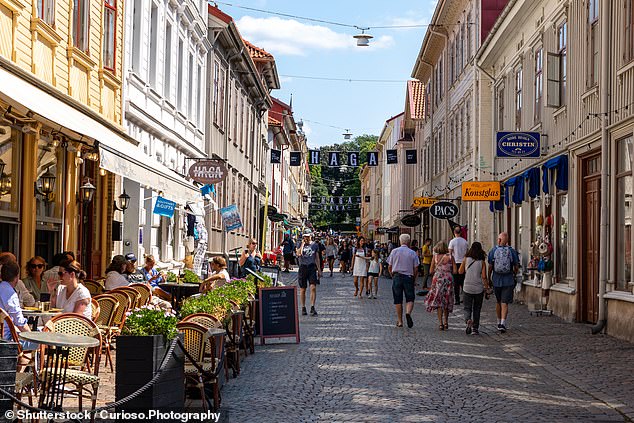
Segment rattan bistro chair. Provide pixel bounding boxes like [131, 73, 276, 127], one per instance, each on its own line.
[225, 310, 244, 379]
[112, 286, 142, 310]
[129, 283, 152, 307]
[177, 321, 225, 411]
[0, 308, 37, 408]
[43, 314, 102, 416]
[82, 280, 104, 296]
[93, 294, 120, 372]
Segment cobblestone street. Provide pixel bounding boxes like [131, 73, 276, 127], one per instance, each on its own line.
[218, 270, 634, 423]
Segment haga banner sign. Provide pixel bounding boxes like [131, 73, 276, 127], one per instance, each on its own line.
[220, 204, 243, 232]
[153, 196, 176, 219]
[366, 151, 379, 166]
[309, 150, 321, 165]
[405, 149, 417, 164]
[188, 160, 227, 185]
[461, 181, 502, 201]
[289, 152, 302, 166]
[386, 149, 398, 164]
[271, 149, 281, 164]
[496, 132, 541, 158]
[429, 201, 459, 220]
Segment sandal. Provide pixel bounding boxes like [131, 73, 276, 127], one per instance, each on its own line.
[438, 324, 444, 331]
[396, 322, 403, 327]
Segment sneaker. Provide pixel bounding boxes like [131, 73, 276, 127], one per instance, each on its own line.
[465, 319, 473, 335]
[497, 323, 502, 331]
[302, 307, 307, 316]
[310, 307, 317, 316]
[499, 324, 507, 333]
[472, 328, 480, 335]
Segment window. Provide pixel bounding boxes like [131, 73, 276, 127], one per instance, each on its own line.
[497, 85, 505, 131]
[626, 0, 634, 63]
[196, 65, 202, 126]
[515, 66, 523, 130]
[131, 0, 142, 72]
[534, 47, 543, 122]
[588, 1, 599, 87]
[616, 136, 633, 291]
[72, 0, 89, 52]
[547, 22, 567, 108]
[37, 0, 55, 26]
[425, 83, 431, 118]
[177, 39, 183, 109]
[103, 0, 117, 71]
[188, 53, 194, 116]
[450, 41, 455, 84]
[434, 58, 443, 106]
[556, 193, 569, 281]
[164, 22, 172, 99]
[149, 4, 158, 87]
[466, 15, 472, 59]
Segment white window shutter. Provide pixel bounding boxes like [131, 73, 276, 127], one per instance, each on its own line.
[546, 52, 561, 108]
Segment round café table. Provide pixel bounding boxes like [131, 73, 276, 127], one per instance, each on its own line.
[19, 331, 99, 411]
[22, 308, 63, 331]
[159, 282, 200, 310]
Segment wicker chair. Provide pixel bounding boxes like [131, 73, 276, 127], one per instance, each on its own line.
[0, 309, 37, 408]
[43, 314, 102, 415]
[82, 280, 104, 296]
[93, 294, 120, 372]
[112, 286, 142, 310]
[129, 283, 152, 307]
[225, 310, 244, 379]
[177, 321, 225, 411]
[243, 298, 257, 355]
[90, 298, 100, 321]
[180, 313, 223, 329]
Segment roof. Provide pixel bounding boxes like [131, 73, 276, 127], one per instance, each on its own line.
[407, 80, 425, 120]
[268, 116, 282, 126]
[243, 39, 274, 60]
[208, 4, 232, 24]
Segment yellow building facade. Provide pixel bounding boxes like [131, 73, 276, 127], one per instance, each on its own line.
[0, 0, 125, 276]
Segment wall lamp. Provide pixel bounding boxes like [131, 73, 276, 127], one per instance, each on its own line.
[34, 167, 56, 202]
[113, 190, 130, 213]
[79, 179, 97, 204]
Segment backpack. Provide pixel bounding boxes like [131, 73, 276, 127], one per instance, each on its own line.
[493, 246, 513, 274]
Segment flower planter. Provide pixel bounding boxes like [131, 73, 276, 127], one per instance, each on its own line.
[115, 334, 184, 413]
[0, 340, 18, 415]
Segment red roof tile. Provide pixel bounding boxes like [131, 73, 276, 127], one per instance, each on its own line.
[407, 80, 425, 120]
[243, 39, 274, 60]
[268, 116, 282, 126]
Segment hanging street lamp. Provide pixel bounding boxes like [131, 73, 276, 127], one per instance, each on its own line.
[79, 179, 97, 203]
[343, 129, 353, 140]
[353, 28, 373, 47]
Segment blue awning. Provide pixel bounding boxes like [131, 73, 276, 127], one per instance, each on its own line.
[523, 167, 540, 198]
[489, 197, 505, 212]
[505, 176, 524, 205]
[542, 155, 569, 193]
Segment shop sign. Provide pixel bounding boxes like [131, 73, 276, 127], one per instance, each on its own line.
[413, 197, 436, 208]
[386, 227, 400, 234]
[461, 181, 502, 201]
[153, 196, 176, 219]
[220, 204, 243, 232]
[496, 132, 541, 158]
[429, 201, 459, 220]
[376, 227, 388, 234]
[401, 214, 422, 227]
[188, 160, 228, 185]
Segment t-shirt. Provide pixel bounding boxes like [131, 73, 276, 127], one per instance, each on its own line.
[368, 259, 380, 274]
[421, 245, 433, 265]
[488, 245, 520, 287]
[299, 242, 319, 266]
[448, 236, 469, 263]
[463, 258, 485, 295]
[325, 245, 337, 257]
[56, 284, 92, 320]
[282, 239, 295, 255]
[126, 268, 145, 283]
[0, 281, 27, 341]
[105, 271, 129, 291]
[386, 245, 420, 276]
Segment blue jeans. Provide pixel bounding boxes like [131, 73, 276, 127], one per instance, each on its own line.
[392, 274, 415, 305]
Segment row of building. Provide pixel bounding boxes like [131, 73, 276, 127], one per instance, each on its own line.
[361, 0, 634, 341]
[0, 1, 308, 277]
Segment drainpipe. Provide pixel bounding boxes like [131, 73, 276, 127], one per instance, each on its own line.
[592, 0, 611, 334]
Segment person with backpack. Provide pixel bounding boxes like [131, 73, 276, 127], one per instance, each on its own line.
[487, 232, 520, 333]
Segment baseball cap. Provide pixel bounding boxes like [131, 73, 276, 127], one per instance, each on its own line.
[302, 229, 313, 237]
[125, 253, 137, 262]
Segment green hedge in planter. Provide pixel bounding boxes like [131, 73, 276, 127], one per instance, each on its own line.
[180, 278, 257, 320]
[122, 306, 179, 340]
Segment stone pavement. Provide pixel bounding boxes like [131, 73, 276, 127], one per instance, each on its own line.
[218, 270, 634, 423]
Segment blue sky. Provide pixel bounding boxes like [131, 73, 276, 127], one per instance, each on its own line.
[214, 0, 438, 147]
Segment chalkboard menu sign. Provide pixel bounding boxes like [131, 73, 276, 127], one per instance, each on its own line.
[259, 286, 300, 345]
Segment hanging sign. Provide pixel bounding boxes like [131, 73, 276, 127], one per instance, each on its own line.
[413, 197, 436, 208]
[290, 152, 302, 166]
[496, 132, 541, 158]
[309, 150, 321, 165]
[429, 201, 459, 220]
[347, 152, 359, 167]
[220, 204, 243, 232]
[364, 196, 371, 203]
[461, 181, 502, 201]
[386, 149, 398, 164]
[405, 149, 417, 164]
[376, 227, 388, 234]
[271, 149, 281, 164]
[302, 195, 309, 203]
[188, 159, 228, 185]
[153, 196, 176, 219]
[328, 152, 341, 166]
[366, 151, 379, 166]
[401, 214, 422, 227]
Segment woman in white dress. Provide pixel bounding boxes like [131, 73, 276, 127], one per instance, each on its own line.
[351, 237, 370, 298]
[52, 260, 92, 320]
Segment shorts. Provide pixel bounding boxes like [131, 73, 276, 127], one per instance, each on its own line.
[494, 285, 514, 304]
[392, 273, 415, 305]
[367, 272, 379, 278]
[298, 264, 319, 288]
[283, 253, 294, 261]
[327, 255, 335, 260]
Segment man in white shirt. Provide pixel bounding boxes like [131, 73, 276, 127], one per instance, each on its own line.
[448, 226, 469, 305]
[386, 234, 420, 328]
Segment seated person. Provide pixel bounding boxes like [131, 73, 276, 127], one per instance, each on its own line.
[105, 255, 130, 291]
[22, 256, 45, 303]
[52, 260, 92, 320]
[200, 257, 231, 294]
[141, 255, 172, 302]
[0, 252, 35, 308]
[0, 261, 38, 354]
[239, 239, 262, 278]
[124, 253, 145, 283]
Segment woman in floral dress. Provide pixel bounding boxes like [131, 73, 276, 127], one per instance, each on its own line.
[425, 241, 456, 330]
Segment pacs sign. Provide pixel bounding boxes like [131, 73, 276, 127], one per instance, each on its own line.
[220, 204, 243, 232]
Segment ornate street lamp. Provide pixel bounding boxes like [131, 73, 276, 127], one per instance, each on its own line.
[114, 190, 130, 213]
[79, 179, 97, 203]
[35, 167, 56, 202]
[0, 174, 11, 196]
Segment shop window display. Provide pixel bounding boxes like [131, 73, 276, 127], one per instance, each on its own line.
[0, 126, 19, 254]
[556, 193, 569, 281]
[616, 137, 633, 291]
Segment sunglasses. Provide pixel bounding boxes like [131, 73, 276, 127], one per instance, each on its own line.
[29, 264, 45, 269]
[57, 269, 72, 277]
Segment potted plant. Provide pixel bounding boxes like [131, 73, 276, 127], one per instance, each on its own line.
[115, 305, 184, 412]
[180, 291, 233, 322]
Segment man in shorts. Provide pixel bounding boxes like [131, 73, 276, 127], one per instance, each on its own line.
[386, 234, 420, 328]
[488, 232, 520, 333]
[296, 230, 322, 316]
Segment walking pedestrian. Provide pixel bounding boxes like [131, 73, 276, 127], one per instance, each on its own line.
[449, 227, 468, 305]
[281, 234, 295, 273]
[325, 237, 337, 277]
[488, 232, 520, 333]
[367, 250, 381, 299]
[458, 242, 489, 335]
[352, 237, 370, 298]
[425, 241, 456, 330]
[339, 241, 351, 274]
[421, 238, 433, 290]
[386, 234, 420, 328]
[296, 230, 321, 316]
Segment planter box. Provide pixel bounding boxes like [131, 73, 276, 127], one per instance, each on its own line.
[115, 334, 184, 414]
[0, 340, 18, 416]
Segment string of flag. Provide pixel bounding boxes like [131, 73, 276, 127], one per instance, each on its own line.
[270, 149, 418, 166]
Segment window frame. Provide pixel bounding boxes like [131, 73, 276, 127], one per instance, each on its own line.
[616, 136, 633, 291]
[515, 66, 523, 130]
[588, 8, 599, 87]
[557, 21, 567, 105]
[37, 0, 56, 27]
[72, 0, 90, 52]
[626, 0, 634, 64]
[497, 84, 505, 131]
[102, 0, 117, 72]
[534, 47, 543, 123]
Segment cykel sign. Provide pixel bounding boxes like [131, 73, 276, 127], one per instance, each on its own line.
[429, 201, 459, 220]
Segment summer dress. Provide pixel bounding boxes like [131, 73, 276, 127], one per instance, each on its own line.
[352, 247, 368, 277]
[425, 254, 454, 312]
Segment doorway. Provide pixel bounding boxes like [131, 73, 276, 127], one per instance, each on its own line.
[579, 153, 601, 323]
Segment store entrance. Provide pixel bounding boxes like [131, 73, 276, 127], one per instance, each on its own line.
[579, 153, 601, 323]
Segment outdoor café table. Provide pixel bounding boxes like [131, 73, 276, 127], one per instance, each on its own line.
[19, 331, 99, 411]
[159, 282, 200, 310]
[22, 308, 63, 331]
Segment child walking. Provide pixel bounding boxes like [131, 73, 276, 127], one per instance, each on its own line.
[367, 250, 382, 299]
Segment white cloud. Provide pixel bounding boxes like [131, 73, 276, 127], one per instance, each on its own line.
[301, 122, 313, 138]
[236, 16, 394, 56]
